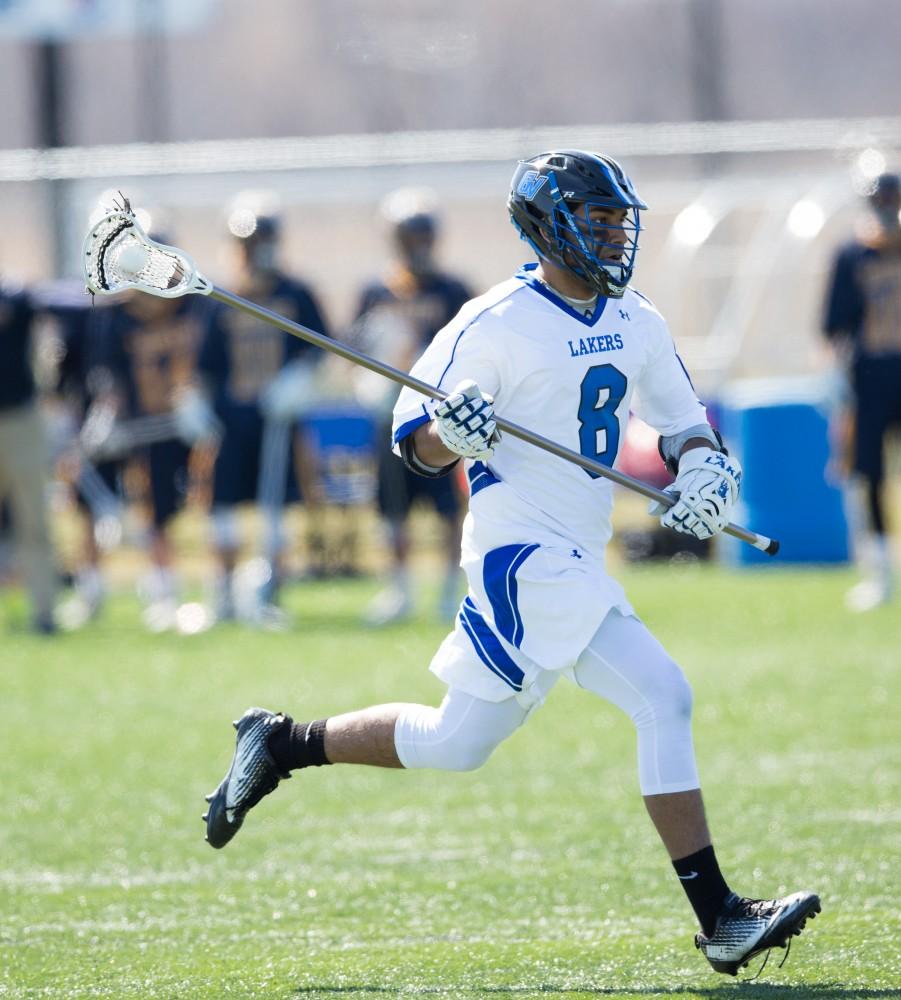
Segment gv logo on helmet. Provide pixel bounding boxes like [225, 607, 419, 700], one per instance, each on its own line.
[516, 170, 548, 201]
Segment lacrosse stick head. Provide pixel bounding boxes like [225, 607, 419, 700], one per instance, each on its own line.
[83, 195, 212, 299]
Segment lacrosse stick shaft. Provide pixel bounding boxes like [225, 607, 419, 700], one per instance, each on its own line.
[208, 287, 778, 555]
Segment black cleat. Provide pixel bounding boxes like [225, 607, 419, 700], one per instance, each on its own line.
[695, 890, 821, 976]
[203, 707, 291, 849]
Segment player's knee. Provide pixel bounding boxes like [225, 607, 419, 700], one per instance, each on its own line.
[631, 659, 693, 729]
[446, 735, 499, 772]
[406, 726, 500, 772]
[669, 667, 694, 722]
[394, 698, 511, 771]
[657, 663, 693, 724]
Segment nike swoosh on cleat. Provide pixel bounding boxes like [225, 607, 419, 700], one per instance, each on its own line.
[678, 871, 700, 880]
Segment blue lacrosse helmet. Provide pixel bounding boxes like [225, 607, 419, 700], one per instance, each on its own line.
[507, 150, 647, 298]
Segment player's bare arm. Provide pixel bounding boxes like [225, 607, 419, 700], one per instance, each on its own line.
[411, 420, 457, 468]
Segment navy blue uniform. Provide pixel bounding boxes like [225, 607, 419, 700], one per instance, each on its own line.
[33, 281, 97, 410]
[823, 239, 901, 483]
[0, 283, 36, 412]
[94, 296, 211, 527]
[197, 273, 328, 505]
[34, 284, 123, 511]
[355, 271, 471, 521]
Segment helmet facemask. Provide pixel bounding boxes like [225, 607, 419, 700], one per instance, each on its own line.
[508, 151, 646, 299]
[551, 198, 640, 298]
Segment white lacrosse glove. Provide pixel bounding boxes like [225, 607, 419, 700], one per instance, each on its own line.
[260, 360, 319, 422]
[173, 386, 220, 445]
[432, 379, 501, 460]
[648, 447, 742, 540]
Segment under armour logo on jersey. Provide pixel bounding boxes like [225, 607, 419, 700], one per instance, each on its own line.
[619, 309, 630, 321]
[516, 170, 549, 201]
[570, 548, 582, 559]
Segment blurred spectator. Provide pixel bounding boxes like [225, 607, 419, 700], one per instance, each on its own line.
[0, 278, 59, 633]
[351, 188, 472, 626]
[822, 172, 901, 611]
[198, 192, 329, 627]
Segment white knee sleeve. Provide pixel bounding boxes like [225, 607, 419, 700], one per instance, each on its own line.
[394, 689, 528, 771]
[572, 610, 699, 796]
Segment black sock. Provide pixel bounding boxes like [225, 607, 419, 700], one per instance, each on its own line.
[268, 718, 331, 773]
[673, 845, 732, 937]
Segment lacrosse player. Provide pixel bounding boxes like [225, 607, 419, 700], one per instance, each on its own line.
[354, 188, 473, 625]
[198, 194, 329, 626]
[38, 284, 121, 627]
[92, 283, 216, 630]
[204, 151, 820, 975]
[823, 172, 901, 612]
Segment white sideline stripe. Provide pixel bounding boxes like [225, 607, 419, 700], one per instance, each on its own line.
[0, 848, 482, 891]
[0, 865, 335, 891]
[0, 867, 217, 890]
[1, 116, 901, 182]
[3, 916, 682, 942]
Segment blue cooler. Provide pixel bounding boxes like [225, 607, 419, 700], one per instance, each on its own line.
[304, 405, 377, 505]
[717, 377, 850, 566]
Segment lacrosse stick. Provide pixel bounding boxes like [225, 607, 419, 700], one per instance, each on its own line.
[75, 459, 125, 550]
[81, 408, 181, 459]
[80, 402, 222, 460]
[83, 198, 779, 555]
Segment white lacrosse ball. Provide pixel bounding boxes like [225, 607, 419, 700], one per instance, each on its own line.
[117, 243, 149, 278]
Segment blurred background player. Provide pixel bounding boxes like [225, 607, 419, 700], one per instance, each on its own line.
[822, 172, 901, 611]
[198, 193, 329, 626]
[90, 228, 219, 630]
[352, 188, 473, 626]
[0, 274, 59, 633]
[0, 500, 14, 585]
[37, 280, 123, 628]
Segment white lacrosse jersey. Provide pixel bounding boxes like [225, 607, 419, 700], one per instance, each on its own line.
[392, 263, 709, 703]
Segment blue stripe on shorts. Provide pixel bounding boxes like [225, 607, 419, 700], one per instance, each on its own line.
[482, 543, 539, 649]
[458, 596, 524, 691]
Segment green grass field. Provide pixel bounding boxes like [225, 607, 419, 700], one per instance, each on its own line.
[1, 564, 899, 999]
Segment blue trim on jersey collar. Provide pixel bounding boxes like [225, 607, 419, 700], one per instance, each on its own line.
[515, 263, 609, 327]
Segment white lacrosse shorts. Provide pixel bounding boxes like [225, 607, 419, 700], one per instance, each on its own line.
[430, 479, 635, 707]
